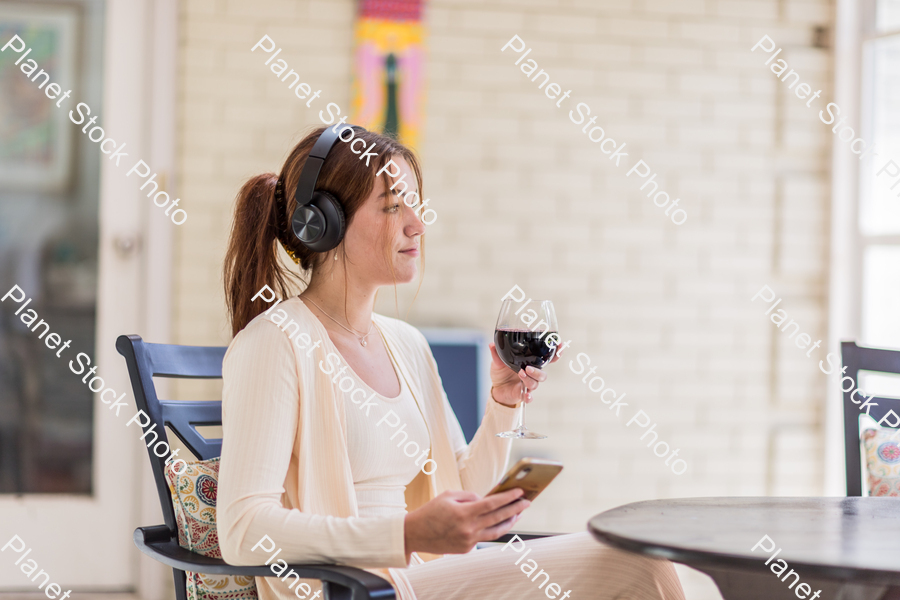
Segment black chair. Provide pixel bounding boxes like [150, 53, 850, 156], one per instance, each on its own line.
[420, 329, 489, 443]
[116, 334, 397, 600]
[841, 341, 900, 497]
[116, 334, 551, 600]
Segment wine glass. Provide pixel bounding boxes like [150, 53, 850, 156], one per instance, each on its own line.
[494, 299, 559, 439]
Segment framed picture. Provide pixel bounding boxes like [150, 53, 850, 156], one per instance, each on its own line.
[0, 2, 78, 193]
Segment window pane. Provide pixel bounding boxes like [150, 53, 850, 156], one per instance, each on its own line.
[858, 370, 900, 398]
[0, 2, 104, 494]
[861, 246, 900, 349]
[877, 0, 900, 31]
[860, 35, 900, 235]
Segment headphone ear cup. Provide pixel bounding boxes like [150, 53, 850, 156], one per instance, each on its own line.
[303, 190, 346, 252]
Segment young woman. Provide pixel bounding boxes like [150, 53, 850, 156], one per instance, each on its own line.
[217, 126, 685, 600]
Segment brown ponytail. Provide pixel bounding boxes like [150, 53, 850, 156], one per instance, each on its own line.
[224, 126, 425, 336]
[223, 172, 301, 336]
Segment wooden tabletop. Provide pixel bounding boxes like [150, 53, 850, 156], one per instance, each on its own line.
[588, 497, 900, 587]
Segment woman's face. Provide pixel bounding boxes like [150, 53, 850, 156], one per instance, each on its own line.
[341, 156, 425, 287]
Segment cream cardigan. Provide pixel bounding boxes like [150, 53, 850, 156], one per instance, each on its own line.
[217, 297, 520, 599]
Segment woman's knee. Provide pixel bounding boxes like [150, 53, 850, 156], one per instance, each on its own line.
[646, 555, 678, 580]
[594, 546, 680, 585]
[640, 556, 684, 599]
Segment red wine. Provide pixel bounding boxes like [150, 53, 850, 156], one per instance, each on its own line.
[494, 329, 558, 371]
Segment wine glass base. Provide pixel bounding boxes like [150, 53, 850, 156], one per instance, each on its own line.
[496, 427, 548, 440]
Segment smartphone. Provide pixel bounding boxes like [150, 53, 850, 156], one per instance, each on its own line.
[487, 457, 563, 502]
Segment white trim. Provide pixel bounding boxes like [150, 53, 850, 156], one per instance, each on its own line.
[861, 29, 900, 40]
[137, 0, 177, 597]
[144, 0, 176, 349]
[826, 0, 864, 496]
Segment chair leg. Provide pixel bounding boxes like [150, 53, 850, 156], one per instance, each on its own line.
[173, 569, 188, 600]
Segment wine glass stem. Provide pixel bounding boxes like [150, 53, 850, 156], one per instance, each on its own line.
[518, 380, 526, 430]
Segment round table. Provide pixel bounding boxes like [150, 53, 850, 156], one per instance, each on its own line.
[588, 497, 900, 600]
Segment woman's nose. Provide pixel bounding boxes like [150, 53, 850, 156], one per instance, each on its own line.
[405, 206, 426, 234]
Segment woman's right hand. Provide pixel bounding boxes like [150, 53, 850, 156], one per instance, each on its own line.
[403, 488, 530, 558]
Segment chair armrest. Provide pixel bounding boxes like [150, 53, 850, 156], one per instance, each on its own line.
[491, 531, 562, 543]
[135, 526, 396, 600]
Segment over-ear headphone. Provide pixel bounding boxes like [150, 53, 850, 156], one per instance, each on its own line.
[287, 125, 365, 253]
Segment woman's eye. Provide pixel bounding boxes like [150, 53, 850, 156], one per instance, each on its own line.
[386, 204, 400, 213]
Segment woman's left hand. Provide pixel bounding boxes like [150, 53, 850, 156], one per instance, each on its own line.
[488, 341, 566, 407]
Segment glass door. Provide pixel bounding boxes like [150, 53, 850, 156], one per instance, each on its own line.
[0, 1, 98, 498]
[0, 0, 151, 589]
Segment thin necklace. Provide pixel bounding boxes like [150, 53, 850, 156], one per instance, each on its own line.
[303, 295, 375, 347]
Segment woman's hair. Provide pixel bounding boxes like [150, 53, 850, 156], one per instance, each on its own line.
[224, 126, 424, 336]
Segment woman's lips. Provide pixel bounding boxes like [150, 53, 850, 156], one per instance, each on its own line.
[399, 247, 420, 257]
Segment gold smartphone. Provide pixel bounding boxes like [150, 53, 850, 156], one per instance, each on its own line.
[487, 457, 563, 502]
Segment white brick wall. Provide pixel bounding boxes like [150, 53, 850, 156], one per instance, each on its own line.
[174, 1, 834, 597]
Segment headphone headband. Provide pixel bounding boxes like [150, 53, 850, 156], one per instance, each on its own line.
[286, 125, 366, 253]
[294, 125, 368, 207]
[294, 127, 338, 207]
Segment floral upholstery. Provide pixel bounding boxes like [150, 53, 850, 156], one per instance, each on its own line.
[861, 428, 900, 497]
[165, 457, 259, 599]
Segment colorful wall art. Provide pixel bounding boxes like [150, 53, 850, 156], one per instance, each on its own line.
[351, 0, 426, 151]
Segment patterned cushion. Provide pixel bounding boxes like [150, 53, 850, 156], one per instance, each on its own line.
[861, 428, 900, 497]
[165, 457, 259, 599]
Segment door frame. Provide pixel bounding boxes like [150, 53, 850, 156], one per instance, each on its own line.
[136, 0, 177, 597]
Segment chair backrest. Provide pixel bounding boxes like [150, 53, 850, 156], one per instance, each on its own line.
[840, 341, 900, 496]
[115, 334, 228, 533]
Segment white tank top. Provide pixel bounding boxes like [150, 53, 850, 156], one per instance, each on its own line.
[343, 331, 431, 517]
